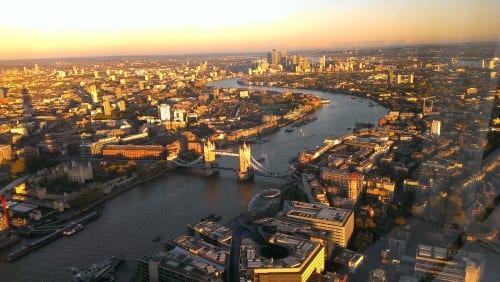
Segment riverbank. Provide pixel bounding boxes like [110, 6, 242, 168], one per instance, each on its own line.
[1, 78, 388, 282]
[35, 165, 174, 229]
[230, 75, 393, 110]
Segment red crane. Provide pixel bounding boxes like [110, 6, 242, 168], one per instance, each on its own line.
[0, 195, 9, 230]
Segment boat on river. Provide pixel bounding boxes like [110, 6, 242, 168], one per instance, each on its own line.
[63, 224, 84, 236]
[72, 256, 124, 282]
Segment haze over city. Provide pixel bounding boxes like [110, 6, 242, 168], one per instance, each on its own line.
[1, 0, 499, 60]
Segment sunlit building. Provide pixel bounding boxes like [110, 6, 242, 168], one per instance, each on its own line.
[279, 201, 354, 248]
[239, 233, 325, 282]
[159, 104, 171, 121]
[89, 84, 99, 103]
[0, 144, 13, 162]
[102, 145, 166, 159]
[414, 244, 483, 282]
[431, 120, 441, 136]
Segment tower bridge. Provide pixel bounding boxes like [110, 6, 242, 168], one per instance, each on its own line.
[172, 140, 288, 181]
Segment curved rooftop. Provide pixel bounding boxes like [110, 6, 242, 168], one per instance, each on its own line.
[246, 189, 282, 220]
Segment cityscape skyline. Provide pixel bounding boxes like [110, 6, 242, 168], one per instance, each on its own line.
[1, 0, 499, 60]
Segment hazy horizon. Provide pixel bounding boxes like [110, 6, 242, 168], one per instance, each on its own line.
[1, 0, 499, 60]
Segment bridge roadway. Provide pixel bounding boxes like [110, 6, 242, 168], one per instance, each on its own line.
[173, 160, 289, 180]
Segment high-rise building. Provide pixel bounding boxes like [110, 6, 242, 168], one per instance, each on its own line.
[267, 49, 280, 65]
[103, 100, 112, 116]
[388, 69, 394, 85]
[280, 50, 288, 66]
[319, 55, 326, 70]
[159, 104, 171, 121]
[280, 201, 355, 248]
[89, 85, 99, 103]
[431, 120, 441, 136]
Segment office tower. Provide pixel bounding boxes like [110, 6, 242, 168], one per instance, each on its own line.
[267, 49, 280, 65]
[280, 201, 354, 248]
[90, 85, 99, 103]
[280, 50, 288, 66]
[94, 70, 99, 78]
[159, 104, 171, 121]
[388, 69, 394, 85]
[431, 120, 441, 136]
[319, 55, 326, 70]
[410, 73, 414, 84]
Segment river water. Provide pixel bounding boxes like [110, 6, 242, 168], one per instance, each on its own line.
[0, 78, 387, 281]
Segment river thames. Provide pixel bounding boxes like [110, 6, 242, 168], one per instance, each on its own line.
[0, 78, 388, 281]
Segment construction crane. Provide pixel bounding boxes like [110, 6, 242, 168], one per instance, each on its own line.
[1, 195, 9, 230]
[422, 96, 435, 115]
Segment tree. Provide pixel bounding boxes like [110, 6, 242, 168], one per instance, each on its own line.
[11, 158, 26, 174]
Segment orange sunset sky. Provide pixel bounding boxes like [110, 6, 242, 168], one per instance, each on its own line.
[1, 0, 499, 60]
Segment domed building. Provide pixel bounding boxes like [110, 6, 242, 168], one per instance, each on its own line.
[246, 189, 282, 221]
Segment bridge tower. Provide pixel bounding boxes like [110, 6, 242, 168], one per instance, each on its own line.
[203, 140, 218, 176]
[237, 142, 253, 181]
[203, 140, 216, 167]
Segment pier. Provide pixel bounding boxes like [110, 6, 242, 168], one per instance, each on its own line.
[6, 212, 100, 262]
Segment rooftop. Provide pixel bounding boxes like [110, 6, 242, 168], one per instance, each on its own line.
[282, 201, 353, 226]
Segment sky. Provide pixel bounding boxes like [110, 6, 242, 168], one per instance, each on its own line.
[0, 0, 499, 60]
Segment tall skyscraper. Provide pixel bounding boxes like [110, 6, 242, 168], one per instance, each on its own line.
[319, 55, 326, 70]
[431, 120, 441, 136]
[267, 49, 280, 65]
[90, 85, 99, 103]
[159, 104, 171, 121]
[388, 69, 394, 85]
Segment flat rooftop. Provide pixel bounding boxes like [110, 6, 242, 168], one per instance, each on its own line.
[283, 201, 353, 226]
